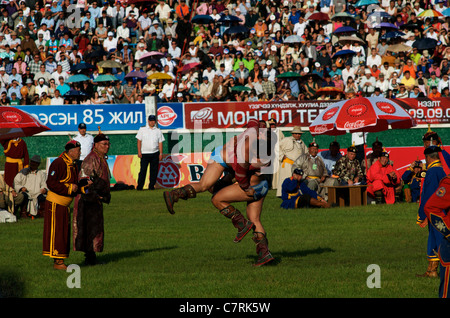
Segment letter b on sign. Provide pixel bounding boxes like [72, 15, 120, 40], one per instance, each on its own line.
[366, 264, 381, 289]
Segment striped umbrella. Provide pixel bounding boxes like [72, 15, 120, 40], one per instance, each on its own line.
[417, 9, 444, 18]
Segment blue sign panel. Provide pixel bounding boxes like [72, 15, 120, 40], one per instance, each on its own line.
[157, 102, 184, 130]
[17, 104, 146, 132]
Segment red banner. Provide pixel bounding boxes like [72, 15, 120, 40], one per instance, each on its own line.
[393, 97, 450, 125]
[183, 98, 450, 129]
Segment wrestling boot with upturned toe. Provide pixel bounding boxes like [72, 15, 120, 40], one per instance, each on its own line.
[252, 232, 274, 267]
[164, 185, 196, 214]
[220, 205, 254, 243]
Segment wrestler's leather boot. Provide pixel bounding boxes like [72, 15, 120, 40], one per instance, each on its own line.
[220, 205, 254, 243]
[416, 260, 439, 278]
[53, 258, 67, 270]
[163, 185, 196, 214]
[252, 232, 274, 267]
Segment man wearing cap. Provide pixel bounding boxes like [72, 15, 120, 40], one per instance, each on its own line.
[136, 115, 164, 190]
[415, 145, 448, 278]
[43, 140, 83, 270]
[276, 126, 308, 197]
[332, 144, 364, 186]
[73, 123, 94, 170]
[281, 168, 331, 209]
[292, 140, 330, 198]
[14, 154, 47, 218]
[366, 149, 401, 204]
[73, 132, 111, 266]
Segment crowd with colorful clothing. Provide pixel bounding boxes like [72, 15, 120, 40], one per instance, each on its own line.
[0, 0, 450, 104]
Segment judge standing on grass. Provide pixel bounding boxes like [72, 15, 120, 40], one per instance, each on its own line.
[136, 115, 164, 190]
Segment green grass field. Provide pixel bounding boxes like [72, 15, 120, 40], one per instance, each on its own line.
[0, 189, 441, 299]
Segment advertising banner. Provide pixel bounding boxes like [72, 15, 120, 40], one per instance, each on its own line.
[394, 98, 450, 125]
[183, 98, 450, 129]
[157, 102, 184, 130]
[17, 104, 146, 132]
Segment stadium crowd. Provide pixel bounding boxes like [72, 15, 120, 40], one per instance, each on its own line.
[0, 0, 448, 105]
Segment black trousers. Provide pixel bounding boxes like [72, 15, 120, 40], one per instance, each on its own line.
[137, 152, 160, 190]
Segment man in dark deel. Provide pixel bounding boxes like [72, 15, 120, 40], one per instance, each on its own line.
[280, 168, 331, 209]
[73, 132, 111, 266]
[42, 140, 85, 270]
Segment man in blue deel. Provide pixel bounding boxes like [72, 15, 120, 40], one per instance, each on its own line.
[416, 145, 447, 278]
[280, 168, 331, 209]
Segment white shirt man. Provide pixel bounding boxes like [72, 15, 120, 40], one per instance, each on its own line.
[135, 115, 165, 190]
[103, 32, 118, 53]
[73, 123, 94, 161]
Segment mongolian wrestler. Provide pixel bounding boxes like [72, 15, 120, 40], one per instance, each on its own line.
[73, 133, 111, 266]
[280, 168, 331, 209]
[164, 119, 276, 266]
[42, 140, 85, 270]
[424, 175, 450, 298]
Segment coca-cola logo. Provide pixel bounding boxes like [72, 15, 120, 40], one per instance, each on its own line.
[157, 106, 178, 126]
[2, 111, 22, 122]
[347, 104, 367, 117]
[376, 102, 396, 114]
[322, 107, 339, 121]
[344, 120, 365, 129]
[191, 107, 213, 122]
[313, 124, 330, 133]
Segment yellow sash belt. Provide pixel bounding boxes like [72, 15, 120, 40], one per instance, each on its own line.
[5, 157, 24, 171]
[46, 190, 73, 207]
[282, 157, 294, 168]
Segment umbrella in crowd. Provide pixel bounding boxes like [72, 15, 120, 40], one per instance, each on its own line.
[333, 49, 356, 57]
[230, 86, 251, 92]
[181, 62, 202, 74]
[192, 15, 215, 24]
[70, 62, 96, 73]
[316, 87, 345, 97]
[372, 22, 398, 29]
[93, 74, 118, 83]
[417, 9, 444, 18]
[387, 43, 412, 53]
[380, 30, 405, 40]
[218, 15, 242, 23]
[309, 97, 416, 136]
[98, 60, 124, 69]
[354, 0, 379, 7]
[139, 51, 165, 61]
[224, 25, 249, 35]
[412, 38, 438, 50]
[66, 74, 90, 83]
[331, 12, 354, 20]
[125, 70, 148, 79]
[0, 107, 50, 140]
[308, 12, 330, 21]
[333, 26, 357, 35]
[63, 89, 88, 99]
[283, 35, 304, 44]
[148, 72, 173, 80]
[368, 11, 391, 19]
[276, 71, 302, 79]
[442, 7, 450, 17]
[337, 36, 366, 45]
